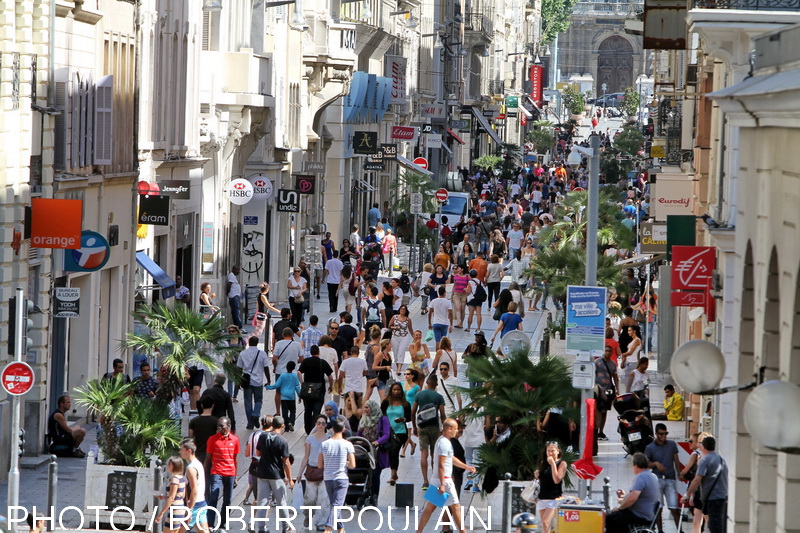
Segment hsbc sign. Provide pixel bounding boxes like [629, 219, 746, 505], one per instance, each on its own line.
[249, 175, 274, 201]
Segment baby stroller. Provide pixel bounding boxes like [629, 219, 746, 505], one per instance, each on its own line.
[346, 436, 376, 509]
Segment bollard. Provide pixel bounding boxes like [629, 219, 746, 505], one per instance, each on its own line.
[603, 476, 611, 510]
[153, 459, 163, 533]
[500, 473, 513, 533]
[46, 455, 57, 532]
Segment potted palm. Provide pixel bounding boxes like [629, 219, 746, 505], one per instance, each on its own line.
[76, 303, 237, 527]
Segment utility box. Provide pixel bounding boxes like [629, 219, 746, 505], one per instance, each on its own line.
[555, 503, 605, 533]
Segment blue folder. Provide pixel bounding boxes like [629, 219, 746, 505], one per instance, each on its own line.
[424, 484, 450, 507]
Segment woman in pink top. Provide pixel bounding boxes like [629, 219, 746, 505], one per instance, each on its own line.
[450, 264, 471, 329]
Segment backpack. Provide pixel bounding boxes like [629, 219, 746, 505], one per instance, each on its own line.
[399, 275, 411, 294]
[472, 280, 487, 303]
[416, 402, 439, 427]
[348, 276, 357, 296]
[365, 299, 381, 322]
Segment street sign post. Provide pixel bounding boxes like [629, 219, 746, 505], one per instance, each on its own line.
[413, 157, 429, 170]
[434, 188, 449, 203]
[409, 193, 424, 271]
[572, 362, 595, 390]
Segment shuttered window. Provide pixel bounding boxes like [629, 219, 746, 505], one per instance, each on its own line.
[53, 68, 69, 169]
[94, 75, 114, 165]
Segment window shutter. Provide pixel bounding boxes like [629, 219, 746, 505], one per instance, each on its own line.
[79, 78, 89, 167]
[85, 75, 94, 165]
[202, 11, 210, 50]
[54, 68, 69, 169]
[94, 75, 114, 165]
[70, 72, 81, 168]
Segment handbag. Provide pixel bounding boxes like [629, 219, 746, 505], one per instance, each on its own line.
[294, 291, 305, 304]
[241, 350, 262, 389]
[300, 358, 326, 402]
[633, 309, 646, 323]
[305, 464, 324, 482]
[521, 479, 540, 503]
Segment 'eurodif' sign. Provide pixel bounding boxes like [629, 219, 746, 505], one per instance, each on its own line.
[652, 175, 694, 221]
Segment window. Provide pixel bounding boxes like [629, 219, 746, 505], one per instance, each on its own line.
[53, 68, 114, 170]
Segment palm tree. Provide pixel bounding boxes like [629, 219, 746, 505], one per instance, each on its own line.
[74, 375, 133, 463]
[389, 171, 438, 215]
[124, 302, 238, 405]
[456, 349, 579, 482]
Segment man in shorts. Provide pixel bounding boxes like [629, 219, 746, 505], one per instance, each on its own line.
[644, 423, 682, 530]
[412, 374, 447, 491]
[416, 418, 476, 533]
[180, 439, 210, 533]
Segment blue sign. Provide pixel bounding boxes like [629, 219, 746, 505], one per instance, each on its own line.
[63, 231, 111, 272]
[244, 216, 259, 225]
[565, 285, 607, 358]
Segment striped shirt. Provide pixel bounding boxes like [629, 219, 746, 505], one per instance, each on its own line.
[452, 274, 470, 293]
[320, 438, 355, 481]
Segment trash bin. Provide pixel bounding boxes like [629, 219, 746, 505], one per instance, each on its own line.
[395, 483, 414, 508]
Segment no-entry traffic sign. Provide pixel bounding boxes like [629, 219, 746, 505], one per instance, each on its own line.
[2, 362, 34, 396]
[435, 188, 449, 203]
[413, 157, 429, 170]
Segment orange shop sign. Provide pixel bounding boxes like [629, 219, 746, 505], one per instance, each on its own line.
[31, 198, 82, 249]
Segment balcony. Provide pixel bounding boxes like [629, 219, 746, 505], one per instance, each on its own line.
[464, 12, 493, 44]
[572, 1, 638, 15]
[488, 79, 504, 96]
[693, 0, 799, 9]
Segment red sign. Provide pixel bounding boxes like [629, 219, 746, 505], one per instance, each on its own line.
[521, 114, 527, 126]
[671, 246, 715, 291]
[391, 126, 418, 141]
[529, 64, 544, 106]
[563, 510, 580, 522]
[1, 362, 35, 396]
[31, 198, 83, 249]
[414, 157, 429, 170]
[435, 188, 449, 202]
[671, 291, 706, 307]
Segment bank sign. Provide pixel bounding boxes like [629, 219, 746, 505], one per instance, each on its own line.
[565, 285, 607, 358]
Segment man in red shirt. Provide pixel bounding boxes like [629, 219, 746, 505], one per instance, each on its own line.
[204, 417, 240, 526]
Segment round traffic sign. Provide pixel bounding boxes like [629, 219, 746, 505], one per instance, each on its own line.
[435, 188, 449, 203]
[413, 157, 429, 170]
[2, 362, 34, 396]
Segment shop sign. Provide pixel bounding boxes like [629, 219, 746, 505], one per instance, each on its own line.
[227, 178, 254, 205]
[138, 195, 170, 226]
[54, 287, 80, 318]
[391, 126, 418, 142]
[353, 131, 379, 154]
[249, 175, 274, 201]
[671, 246, 715, 291]
[296, 175, 316, 194]
[639, 222, 667, 254]
[64, 231, 111, 272]
[276, 189, 300, 212]
[381, 144, 398, 160]
[385, 56, 407, 104]
[159, 180, 191, 200]
[652, 176, 693, 220]
[31, 198, 83, 249]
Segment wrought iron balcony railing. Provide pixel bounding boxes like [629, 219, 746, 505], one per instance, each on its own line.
[572, 1, 636, 15]
[693, 0, 799, 10]
[488, 79, 504, 95]
[464, 12, 494, 37]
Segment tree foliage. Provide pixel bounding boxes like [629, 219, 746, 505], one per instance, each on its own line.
[528, 127, 555, 154]
[457, 350, 579, 482]
[124, 302, 238, 404]
[472, 154, 503, 169]
[562, 86, 585, 115]
[501, 143, 522, 180]
[620, 86, 640, 118]
[541, 0, 580, 44]
[613, 125, 645, 156]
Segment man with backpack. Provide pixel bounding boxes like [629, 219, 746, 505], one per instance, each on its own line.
[411, 374, 447, 491]
[398, 267, 412, 306]
[465, 269, 486, 332]
[361, 285, 386, 332]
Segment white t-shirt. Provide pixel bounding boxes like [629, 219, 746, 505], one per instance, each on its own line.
[362, 298, 385, 323]
[187, 458, 206, 502]
[325, 258, 344, 284]
[392, 287, 403, 310]
[227, 271, 241, 298]
[236, 347, 270, 387]
[510, 183, 522, 197]
[430, 297, 452, 326]
[430, 436, 455, 486]
[319, 346, 339, 370]
[507, 229, 525, 250]
[532, 190, 543, 203]
[438, 376, 461, 414]
[339, 357, 367, 393]
[631, 369, 649, 392]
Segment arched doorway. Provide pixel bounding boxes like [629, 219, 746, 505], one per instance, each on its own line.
[597, 36, 634, 94]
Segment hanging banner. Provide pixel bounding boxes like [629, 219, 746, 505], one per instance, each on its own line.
[421, 103, 446, 120]
[391, 126, 418, 142]
[159, 181, 191, 200]
[53, 287, 81, 318]
[652, 176, 694, 220]
[385, 55, 407, 104]
[529, 65, 544, 106]
[138, 195, 170, 226]
[353, 131, 379, 154]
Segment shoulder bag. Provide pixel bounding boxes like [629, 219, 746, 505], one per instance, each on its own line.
[240, 350, 263, 389]
[521, 479, 540, 503]
[300, 357, 326, 402]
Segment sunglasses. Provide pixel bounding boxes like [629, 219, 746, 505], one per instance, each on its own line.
[294, 270, 301, 273]
[330, 327, 339, 330]
[657, 432, 669, 436]
[439, 367, 448, 371]
[404, 373, 413, 376]
[316, 421, 327, 426]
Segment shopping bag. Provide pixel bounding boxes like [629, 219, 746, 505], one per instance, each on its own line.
[425, 329, 435, 342]
[291, 482, 304, 510]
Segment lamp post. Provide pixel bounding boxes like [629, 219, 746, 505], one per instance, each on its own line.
[671, 339, 800, 454]
[567, 134, 601, 499]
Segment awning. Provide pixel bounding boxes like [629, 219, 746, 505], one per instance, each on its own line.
[615, 254, 667, 268]
[136, 251, 176, 299]
[396, 155, 434, 176]
[446, 128, 465, 145]
[440, 142, 452, 156]
[518, 105, 532, 118]
[471, 108, 503, 145]
[524, 94, 542, 112]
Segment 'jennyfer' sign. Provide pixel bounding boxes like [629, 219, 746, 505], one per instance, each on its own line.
[159, 180, 191, 200]
[565, 285, 607, 358]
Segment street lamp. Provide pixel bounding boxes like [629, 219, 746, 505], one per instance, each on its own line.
[671, 339, 800, 454]
[568, 135, 601, 500]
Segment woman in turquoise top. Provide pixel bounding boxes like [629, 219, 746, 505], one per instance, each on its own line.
[381, 383, 412, 485]
[399, 368, 421, 458]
